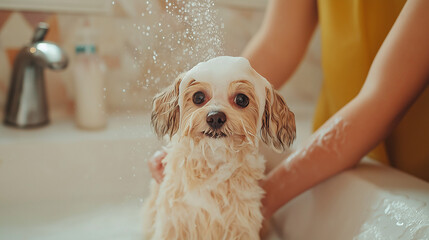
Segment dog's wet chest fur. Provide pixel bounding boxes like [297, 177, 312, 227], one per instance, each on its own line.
[159, 139, 265, 219]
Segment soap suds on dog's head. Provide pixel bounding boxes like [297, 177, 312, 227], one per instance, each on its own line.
[178, 56, 271, 116]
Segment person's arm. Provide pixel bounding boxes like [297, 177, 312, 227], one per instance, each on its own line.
[261, 0, 429, 219]
[242, 0, 318, 89]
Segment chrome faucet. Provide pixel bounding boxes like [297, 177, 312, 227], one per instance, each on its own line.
[4, 22, 68, 128]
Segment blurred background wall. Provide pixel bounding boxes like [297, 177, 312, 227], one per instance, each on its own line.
[0, 0, 322, 132]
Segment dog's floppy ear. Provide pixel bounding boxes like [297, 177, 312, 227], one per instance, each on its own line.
[151, 74, 183, 138]
[260, 87, 296, 152]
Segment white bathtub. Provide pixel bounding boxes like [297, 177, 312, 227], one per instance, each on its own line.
[273, 158, 429, 239]
[0, 113, 159, 240]
[1, 112, 428, 240]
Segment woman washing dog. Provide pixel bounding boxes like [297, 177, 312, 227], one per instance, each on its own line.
[149, 0, 429, 230]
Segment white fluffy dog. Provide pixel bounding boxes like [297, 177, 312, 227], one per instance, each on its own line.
[143, 56, 296, 240]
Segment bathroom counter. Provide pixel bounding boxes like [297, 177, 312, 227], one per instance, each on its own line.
[0, 111, 154, 144]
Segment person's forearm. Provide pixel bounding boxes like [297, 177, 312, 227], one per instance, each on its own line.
[261, 97, 387, 219]
[242, 0, 318, 89]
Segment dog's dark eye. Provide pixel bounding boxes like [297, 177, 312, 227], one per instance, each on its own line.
[193, 91, 205, 105]
[234, 93, 249, 108]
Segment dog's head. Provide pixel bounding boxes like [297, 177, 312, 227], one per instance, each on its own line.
[151, 56, 295, 152]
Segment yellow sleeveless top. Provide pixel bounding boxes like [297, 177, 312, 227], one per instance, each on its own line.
[315, 0, 429, 181]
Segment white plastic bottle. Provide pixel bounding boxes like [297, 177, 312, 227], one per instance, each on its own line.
[73, 42, 107, 130]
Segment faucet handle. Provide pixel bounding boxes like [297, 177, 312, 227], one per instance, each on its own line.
[31, 22, 49, 43]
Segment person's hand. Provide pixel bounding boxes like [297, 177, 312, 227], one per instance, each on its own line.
[148, 150, 167, 183]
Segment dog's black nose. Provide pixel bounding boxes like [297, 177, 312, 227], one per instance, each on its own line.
[206, 111, 226, 129]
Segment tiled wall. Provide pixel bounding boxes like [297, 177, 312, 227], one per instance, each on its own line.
[0, 0, 321, 115]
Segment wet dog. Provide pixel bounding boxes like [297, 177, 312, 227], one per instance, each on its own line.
[143, 56, 295, 240]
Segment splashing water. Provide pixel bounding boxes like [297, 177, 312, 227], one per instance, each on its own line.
[111, 0, 225, 149]
[131, 0, 224, 94]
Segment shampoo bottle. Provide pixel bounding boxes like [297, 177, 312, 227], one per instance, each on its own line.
[73, 21, 107, 130]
